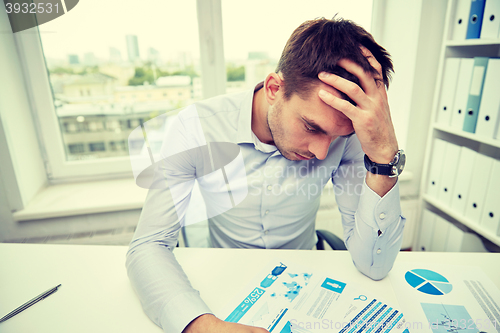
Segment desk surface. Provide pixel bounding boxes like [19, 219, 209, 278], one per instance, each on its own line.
[0, 244, 499, 333]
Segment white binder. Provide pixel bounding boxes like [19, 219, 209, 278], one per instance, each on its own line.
[464, 153, 495, 223]
[437, 142, 462, 206]
[427, 139, 447, 197]
[450, 58, 474, 131]
[452, 0, 474, 40]
[418, 209, 436, 251]
[480, 159, 500, 236]
[451, 147, 477, 215]
[431, 216, 450, 252]
[476, 58, 500, 139]
[445, 223, 487, 252]
[437, 58, 461, 126]
[480, 0, 500, 39]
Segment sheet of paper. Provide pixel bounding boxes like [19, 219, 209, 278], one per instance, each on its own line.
[389, 263, 500, 333]
[218, 260, 409, 333]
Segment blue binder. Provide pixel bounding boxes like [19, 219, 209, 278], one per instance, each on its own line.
[466, 0, 486, 39]
[463, 57, 489, 133]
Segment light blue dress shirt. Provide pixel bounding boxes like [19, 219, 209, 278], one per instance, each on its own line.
[126, 86, 406, 333]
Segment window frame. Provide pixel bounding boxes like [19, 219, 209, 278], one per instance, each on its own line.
[15, 0, 226, 181]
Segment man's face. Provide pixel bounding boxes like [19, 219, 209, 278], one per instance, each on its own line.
[267, 82, 355, 161]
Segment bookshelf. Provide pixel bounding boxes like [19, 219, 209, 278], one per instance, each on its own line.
[416, 0, 500, 250]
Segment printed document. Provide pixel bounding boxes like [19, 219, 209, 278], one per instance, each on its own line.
[219, 260, 409, 333]
[389, 263, 500, 333]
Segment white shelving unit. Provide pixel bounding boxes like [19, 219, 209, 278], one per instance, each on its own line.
[416, 0, 500, 250]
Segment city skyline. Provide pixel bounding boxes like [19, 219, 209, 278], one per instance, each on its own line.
[39, 0, 373, 63]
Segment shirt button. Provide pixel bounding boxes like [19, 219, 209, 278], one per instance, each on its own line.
[379, 213, 386, 220]
[376, 248, 382, 254]
[265, 210, 270, 215]
[267, 185, 272, 191]
[264, 230, 269, 235]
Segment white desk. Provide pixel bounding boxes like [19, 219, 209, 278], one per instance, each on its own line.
[0, 244, 499, 332]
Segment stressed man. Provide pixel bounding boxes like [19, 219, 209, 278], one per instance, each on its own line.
[126, 17, 406, 333]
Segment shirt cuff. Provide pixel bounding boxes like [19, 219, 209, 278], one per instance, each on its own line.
[160, 291, 213, 333]
[356, 178, 402, 231]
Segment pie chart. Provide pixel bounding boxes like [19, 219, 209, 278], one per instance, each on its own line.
[404, 269, 453, 295]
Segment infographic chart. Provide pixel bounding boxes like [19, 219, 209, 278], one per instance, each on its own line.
[404, 269, 453, 296]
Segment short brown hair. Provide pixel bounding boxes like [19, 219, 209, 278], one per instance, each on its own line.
[276, 17, 393, 103]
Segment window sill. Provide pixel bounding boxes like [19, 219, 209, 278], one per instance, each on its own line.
[13, 178, 148, 222]
[12, 171, 413, 222]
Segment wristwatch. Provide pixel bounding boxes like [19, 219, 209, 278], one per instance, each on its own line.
[364, 149, 406, 178]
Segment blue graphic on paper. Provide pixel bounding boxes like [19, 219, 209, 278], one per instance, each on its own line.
[321, 278, 346, 293]
[225, 287, 265, 323]
[282, 281, 302, 302]
[269, 272, 312, 303]
[279, 320, 313, 333]
[261, 263, 287, 288]
[421, 303, 477, 333]
[279, 321, 292, 333]
[268, 308, 288, 332]
[405, 269, 452, 295]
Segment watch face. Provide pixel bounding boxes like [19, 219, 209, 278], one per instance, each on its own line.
[389, 150, 406, 177]
[394, 151, 406, 176]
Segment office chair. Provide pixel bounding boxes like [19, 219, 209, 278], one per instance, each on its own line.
[316, 229, 347, 250]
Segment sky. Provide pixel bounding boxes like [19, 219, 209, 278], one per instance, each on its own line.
[39, 0, 373, 63]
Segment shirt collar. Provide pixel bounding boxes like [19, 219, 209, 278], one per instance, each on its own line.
[236, 82, 278, 154]
[236, 82, 264, 145]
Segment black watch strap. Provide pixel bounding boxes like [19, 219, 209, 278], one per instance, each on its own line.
[364, 154, 393, 176]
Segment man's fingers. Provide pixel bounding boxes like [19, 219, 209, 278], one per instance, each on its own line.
[360, 46, 383, 77]
[359, 46, 387, 96]
[318, 89, 358, 120]
[336, 58, 380, 97]
[318, 72, 370, 108]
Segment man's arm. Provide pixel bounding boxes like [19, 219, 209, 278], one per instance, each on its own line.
[320, 47, 405, 279]
[332, 134, 405, 280]
[318, 46, 399, 197]
[127, 110, 271, 333]
[126, 112, 214, 333]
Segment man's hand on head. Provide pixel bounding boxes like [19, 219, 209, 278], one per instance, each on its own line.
[317, 47, 398, 165]
[317, 46, 399, 197]
[183, 314, 270, 333]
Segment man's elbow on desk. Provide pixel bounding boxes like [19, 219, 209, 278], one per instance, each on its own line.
[355, 264, 393, 281]
[346, 224, 406, 281]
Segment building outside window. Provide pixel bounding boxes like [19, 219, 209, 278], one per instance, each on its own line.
[89, 142, 106, 152]
[38, 0, 201, 166]
[68, 143, 85, 155]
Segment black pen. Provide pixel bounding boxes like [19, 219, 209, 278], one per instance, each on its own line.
[0, 284, 62, 323]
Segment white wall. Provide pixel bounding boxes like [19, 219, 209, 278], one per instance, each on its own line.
[372, 0, 447, 197]
[0, 10, 47, 211]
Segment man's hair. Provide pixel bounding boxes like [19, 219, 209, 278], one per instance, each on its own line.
[276, 17, 393, 102]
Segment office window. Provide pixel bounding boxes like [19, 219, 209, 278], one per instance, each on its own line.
[26, 0, 201, 178]
[18, 0, 372, 179]
[221, 0, 373, 93]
